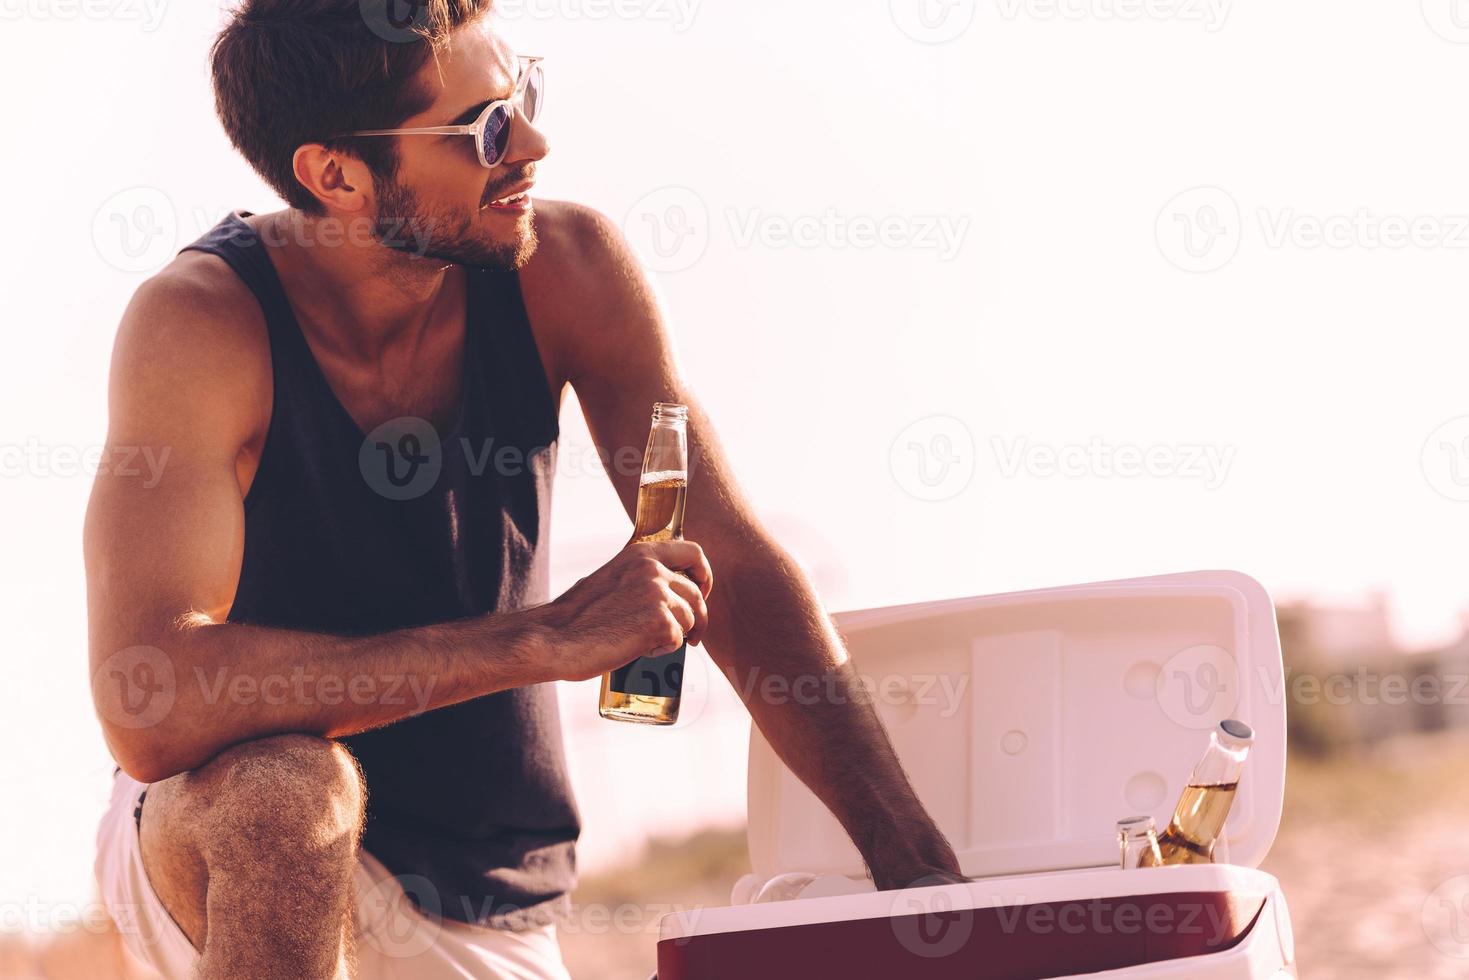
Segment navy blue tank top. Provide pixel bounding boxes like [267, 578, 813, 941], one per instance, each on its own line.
[183, 212, 580, 930]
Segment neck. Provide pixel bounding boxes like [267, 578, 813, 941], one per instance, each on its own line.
[262, 208, 456, 359]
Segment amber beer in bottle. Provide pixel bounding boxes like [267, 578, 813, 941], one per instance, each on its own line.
[598, 403, 690, 725]
[1142, 719, 1255, 866]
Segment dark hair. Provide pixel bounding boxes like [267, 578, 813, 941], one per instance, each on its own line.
[210, 0, 493, 214]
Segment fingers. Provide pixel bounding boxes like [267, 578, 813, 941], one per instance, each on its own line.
[665, 573, 708, 646]
[644, 539, 714, 599]
[621, 539, 713, 650]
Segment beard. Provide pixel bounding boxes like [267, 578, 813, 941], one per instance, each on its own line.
[371, 167, 538, 270]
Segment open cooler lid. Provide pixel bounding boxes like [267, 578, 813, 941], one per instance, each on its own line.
[745, 570, 1287, 884]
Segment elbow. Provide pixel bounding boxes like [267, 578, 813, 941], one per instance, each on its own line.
[103, 725, 192, 786]
[118, 759, 180, 787]
[91, 622, 210, 784]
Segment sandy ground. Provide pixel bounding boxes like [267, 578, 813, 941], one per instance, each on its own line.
[1258, 733, 1469, 979]
[5, 734, 1468, 978]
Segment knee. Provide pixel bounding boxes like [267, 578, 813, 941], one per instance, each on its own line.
[190, 734, 364, 856]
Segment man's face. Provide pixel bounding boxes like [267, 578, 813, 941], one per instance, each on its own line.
[371, 20, 548, 269]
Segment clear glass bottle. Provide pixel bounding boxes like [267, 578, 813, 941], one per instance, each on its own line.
[1117, 815, 1163, 869]
[598, 403, 690, 725]
[1143, 719, 1255, 866]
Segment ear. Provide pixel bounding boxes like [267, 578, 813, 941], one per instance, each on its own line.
[291, 143, 373, 214]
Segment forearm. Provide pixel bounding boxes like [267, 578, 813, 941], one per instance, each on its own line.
[703, 539, 960, 887]
[95, 608, 551, 783]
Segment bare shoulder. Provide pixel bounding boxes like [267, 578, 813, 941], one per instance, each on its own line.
[116, 248, 266, 373]
[525, 198, 638, 281]
[519, 199, 664, 386]
[109, 248, 272, 448]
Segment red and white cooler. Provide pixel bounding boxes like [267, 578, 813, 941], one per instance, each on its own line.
[656, 570, 1297, 978]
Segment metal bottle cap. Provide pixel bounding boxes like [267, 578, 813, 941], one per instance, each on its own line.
[1219, 718, 1254, 745]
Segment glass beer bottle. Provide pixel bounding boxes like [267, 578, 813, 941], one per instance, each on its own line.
[1117, 815, 1163, 870]
[598, 402, 690, 725]
[1143, 719, 1255, 866]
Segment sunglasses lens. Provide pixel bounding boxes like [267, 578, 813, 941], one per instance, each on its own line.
[482, 104, 512, 166]
[522, 64, 544, 123]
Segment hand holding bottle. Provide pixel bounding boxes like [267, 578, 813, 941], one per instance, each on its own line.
[541, 539, 712, 683]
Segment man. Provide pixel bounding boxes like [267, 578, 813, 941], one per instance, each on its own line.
[85, 2, 962, 977]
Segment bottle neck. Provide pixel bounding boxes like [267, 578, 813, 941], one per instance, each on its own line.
[652, 402, 688, 426]
[642, 407, 688, 481]
[1190, 732, 1251, 787]
[1117, 816, 1159, 869]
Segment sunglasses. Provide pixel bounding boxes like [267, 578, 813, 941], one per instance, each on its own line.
[344, 55, 544, 169]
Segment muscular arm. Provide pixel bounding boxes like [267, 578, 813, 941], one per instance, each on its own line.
[85, 257, 704, 785]
[83, 263, 552, 783]
[523, 203, 962, 888]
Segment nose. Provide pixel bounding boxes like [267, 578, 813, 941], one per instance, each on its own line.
[503, 105, 549, 169]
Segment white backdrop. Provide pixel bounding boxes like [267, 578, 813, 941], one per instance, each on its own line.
[2, 0, 1469, 916]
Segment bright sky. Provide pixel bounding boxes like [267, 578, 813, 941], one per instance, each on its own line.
[3, 0, 1468, 914]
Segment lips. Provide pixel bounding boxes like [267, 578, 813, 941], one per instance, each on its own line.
[484, 181, 535, 211]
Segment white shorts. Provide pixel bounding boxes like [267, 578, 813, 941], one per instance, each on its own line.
[95, 770, 573, 980]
